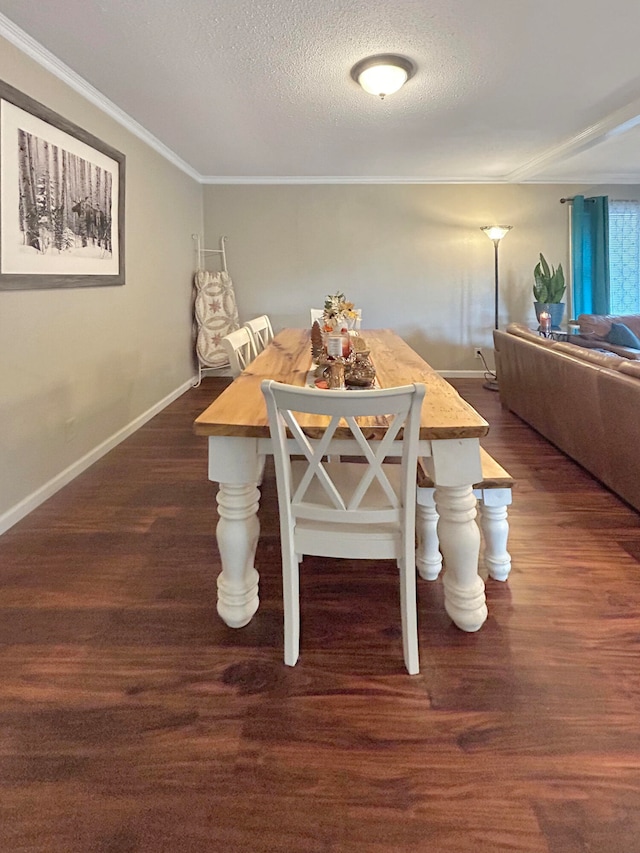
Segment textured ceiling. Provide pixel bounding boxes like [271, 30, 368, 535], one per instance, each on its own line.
[1, 0, 640, 183]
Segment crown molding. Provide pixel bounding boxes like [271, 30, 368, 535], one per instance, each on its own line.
[199, 175, 509, 185]
[506, 97, 640, 183]
[521, 173, 640, 185]
[4, 13, 637, 187]
[0, 13, 202, 182]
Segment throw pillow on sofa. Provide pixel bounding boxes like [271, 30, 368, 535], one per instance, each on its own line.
[606, 322, 640, 350]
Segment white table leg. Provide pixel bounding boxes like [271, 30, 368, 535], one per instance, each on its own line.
[426, 438, 487, 633]
[215, 482, 260, 627]
[208, 436, 263, 628]
[434, 484, 487, 632]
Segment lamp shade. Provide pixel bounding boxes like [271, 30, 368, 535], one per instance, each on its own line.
[481, 225, 512, 242]
[351, 54, 416, 99]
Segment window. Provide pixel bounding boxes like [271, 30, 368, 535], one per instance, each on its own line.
[609, 200, 640, 314]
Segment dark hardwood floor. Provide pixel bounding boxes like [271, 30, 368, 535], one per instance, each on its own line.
[2, 376, 640, 852]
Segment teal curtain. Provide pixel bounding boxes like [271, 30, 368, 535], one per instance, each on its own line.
[571, 195, 610, 316]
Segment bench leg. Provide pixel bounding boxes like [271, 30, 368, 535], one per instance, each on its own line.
[476, 487, 512, 581]
[257, 454, 266, 485]
[416, 487, 443, 580]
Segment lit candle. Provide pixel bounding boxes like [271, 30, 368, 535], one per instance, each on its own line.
[540, 311, 552, 334]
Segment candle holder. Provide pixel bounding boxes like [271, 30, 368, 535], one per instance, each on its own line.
[311, 330, 376, 390]
[539, 310, 552, 336]
[327, 360, 346, 389]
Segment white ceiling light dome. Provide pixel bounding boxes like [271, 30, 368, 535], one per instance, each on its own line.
[350, 54, 416, 100]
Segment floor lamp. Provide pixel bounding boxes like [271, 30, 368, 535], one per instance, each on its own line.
[480, 225, 512, 391]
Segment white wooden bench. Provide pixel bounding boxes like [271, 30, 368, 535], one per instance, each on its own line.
[416, 447, 514, 582]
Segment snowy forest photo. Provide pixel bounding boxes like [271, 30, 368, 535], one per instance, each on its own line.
[0, 83, 123, 288]
[18, 129, 113, 260]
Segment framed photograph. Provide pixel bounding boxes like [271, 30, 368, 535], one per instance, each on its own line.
[0, 79, 125, 290]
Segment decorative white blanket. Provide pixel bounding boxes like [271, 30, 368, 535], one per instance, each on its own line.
[194, 269, 240, 368]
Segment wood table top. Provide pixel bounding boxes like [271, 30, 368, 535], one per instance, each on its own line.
[194, 328, 489, 440]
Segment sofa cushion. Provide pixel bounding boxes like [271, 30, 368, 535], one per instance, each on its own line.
[504, 321, 640, 362]
[551, 341, 625, 368]
[578, 313, 640, 340]
[578, 314, 614, 339]
[505, 323, 556, 346]
[607, 322, 640, 350]
[618, 315, 640, 338]
[618, 360, 640, 379]
[571, 336, 640, 360]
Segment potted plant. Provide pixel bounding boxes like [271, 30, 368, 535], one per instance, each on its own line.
[533, 253, 566, 329]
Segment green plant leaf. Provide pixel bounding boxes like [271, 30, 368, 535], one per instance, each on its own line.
[533, 255, 565, 302]
[539, 253, 551, 279]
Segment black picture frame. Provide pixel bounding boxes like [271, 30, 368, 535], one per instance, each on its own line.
[0, 78, 125, 290]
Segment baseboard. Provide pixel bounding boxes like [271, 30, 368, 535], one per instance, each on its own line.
[0, 368, 487, 535]
[0, 377, 195, 536]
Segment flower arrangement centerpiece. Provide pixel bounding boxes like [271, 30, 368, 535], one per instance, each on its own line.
[322, 292, 359, 331]
[310, 292, 373, 388]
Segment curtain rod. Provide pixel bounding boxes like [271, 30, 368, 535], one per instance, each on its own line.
[560, 197, 596, 204]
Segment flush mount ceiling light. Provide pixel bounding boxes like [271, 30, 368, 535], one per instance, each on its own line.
[350, 54, 416, 99]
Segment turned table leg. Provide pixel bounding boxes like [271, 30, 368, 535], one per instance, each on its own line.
[434, 484, 487, 632]
[426, 438, 488, 633]
[208, 436, 263, 628]
[216, 482, 261, 627]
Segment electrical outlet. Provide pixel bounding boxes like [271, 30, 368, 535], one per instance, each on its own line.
[474, 348, 483, 359]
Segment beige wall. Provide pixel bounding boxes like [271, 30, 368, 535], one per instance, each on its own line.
[0, 37, 203, 529]
[203, 183, 640, 369]
[2, 33, 639, 533]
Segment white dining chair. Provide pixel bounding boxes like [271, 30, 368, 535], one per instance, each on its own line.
[244, 314, 274, 355]
[261, 379, 426, 675]
[310, 308, 362, 330]
[221, 327, 257, 378]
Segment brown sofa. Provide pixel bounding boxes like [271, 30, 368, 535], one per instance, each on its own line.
[494, 322, 640, 513]
[573, 313, 640, 359]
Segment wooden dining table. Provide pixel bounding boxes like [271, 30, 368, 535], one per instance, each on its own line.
[194, 328, 490, 634]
